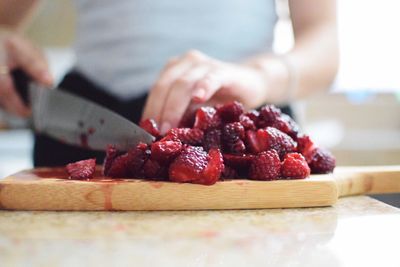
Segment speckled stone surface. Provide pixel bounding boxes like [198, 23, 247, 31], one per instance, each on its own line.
[0, 196, 399, 267]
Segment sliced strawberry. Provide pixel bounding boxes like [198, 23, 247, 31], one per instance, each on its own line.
[169, 146, 208, 183]
[223, 153, 255, 169]
[143, 159, 168, 180]
[246, 127, 296, 158]
[102, 145, 118, 176]
[281, 152, 310, 179]
[203, 128, 222, 151]
[307, 147, 336, 174]
[107, 153, 130, 178]
[217, 101, 244, 123]
[151, 140, 182, 163]
[197, 148, 224, 185]
[66, 158, 96, 180]
[163, 128, 203, 145]
[140, 118, 161, 138]
[193, 107, 221, 130]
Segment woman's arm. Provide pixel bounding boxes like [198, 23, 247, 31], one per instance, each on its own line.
[0, 0, 52, 117]
[142, 0, 339, 132]
[248, 0, 339, 104]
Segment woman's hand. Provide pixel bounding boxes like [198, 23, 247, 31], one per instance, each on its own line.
[142, 50, 270, 133]
[0, 28, 52, 117]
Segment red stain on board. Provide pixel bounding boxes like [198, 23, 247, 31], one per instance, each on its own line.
[88, 127, 96, 135]
[101, 184, 114, 210]
[200, 230, 219, 238]
[149, 181, 163, 189]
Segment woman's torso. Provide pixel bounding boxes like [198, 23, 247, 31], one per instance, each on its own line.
[73, 0, 277, 99]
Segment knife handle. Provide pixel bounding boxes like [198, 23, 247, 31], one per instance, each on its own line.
[11, 69, 31, 106]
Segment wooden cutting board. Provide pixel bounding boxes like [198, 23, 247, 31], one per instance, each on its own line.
[0, 166, 399, 211]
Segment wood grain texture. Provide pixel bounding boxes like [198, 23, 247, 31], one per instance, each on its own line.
[0, 166, 399, 211]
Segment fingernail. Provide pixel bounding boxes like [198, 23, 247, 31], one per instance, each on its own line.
[41, 71, 53, 85]
[192, 88, 205, 102]
[160, 121, 171, 134]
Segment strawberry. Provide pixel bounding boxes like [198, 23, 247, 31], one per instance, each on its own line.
[307, 147, 336, 174]
[249, 150, 280, 180]
[221, 165, 238, 179]
[217, 101, 244, 123]
[197, 148, 224, 185]
[164, 128, 203, 145]
[151, 140, 182, 163]
[126, 143, 151, 177]
[193, 106, 221, 130]
[281, 152, 310, 179]
[271, 114, 299, 139]
[246, 127, 296, 158]
[169, 146, 223, 185]
[222, 122, 246, 154]
[102, 145, 118, 176]
[203, 128, 222, 151]
[139, 118, 161, 138]
[106, 153, 130, 177]
[178, 107, 197, 128]
[66, 158, 96, 180]
[296, 134, 315, 154]
[239, 114, 256, 130]
[169, 146, 208, 183]
[143, 159, 168, 180]
[223, 153, 255, 169]
[259, 104, 281, 125]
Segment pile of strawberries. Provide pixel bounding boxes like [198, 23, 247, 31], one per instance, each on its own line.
[66, 101, 335, 185]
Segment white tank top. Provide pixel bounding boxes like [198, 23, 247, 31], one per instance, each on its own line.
[73, 0, 277, 99]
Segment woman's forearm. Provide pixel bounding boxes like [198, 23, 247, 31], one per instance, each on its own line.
[0, 0, 40, 31]
[246, 0, 339, 105]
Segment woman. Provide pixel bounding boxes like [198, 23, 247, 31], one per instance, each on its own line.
[0, 0, 338, 166]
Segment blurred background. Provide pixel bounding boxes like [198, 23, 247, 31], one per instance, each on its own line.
[0, 0, 399, 178]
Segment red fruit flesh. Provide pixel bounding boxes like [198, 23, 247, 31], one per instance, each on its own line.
[222, 122, 246, 154]
[246, 127, 296, 158]
[307, 147, 336, 174]
[102, 145, 118, 176]
[249, 150, 280, 180]
[217, 101, 244, 123]
[164, 128, 204, 145]
[193, 107, 221, 130]
[203, 128, 222, 151]
[66, 158, 96, 180]
[223, 153, 255, 169]
[281, 152, 310, 179]
[106, 153, 130, 178]
[151, 140, 182, 163]
[197, 148, 224, 185]
[169, 146, 208, 183]
[143, 159, 168, 180]
[169, 146, 223, 185]
[140, 119, 161, 138]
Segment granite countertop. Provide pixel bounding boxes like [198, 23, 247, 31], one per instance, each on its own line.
[0, 196, 399, 267]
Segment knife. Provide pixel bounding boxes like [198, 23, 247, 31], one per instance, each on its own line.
[13, 70, 154, 151]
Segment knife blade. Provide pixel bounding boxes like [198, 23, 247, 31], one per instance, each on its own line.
[29, 83, 154, 151]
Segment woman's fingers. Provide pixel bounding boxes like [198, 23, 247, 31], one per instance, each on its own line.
[191, 70, 224, 103]
[6, 36, 53, 86]
[142, 50, 207, 125]
[0, 73, 30, 117]
[142, 57, 191, 124]
[159, 64, 210, 133]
